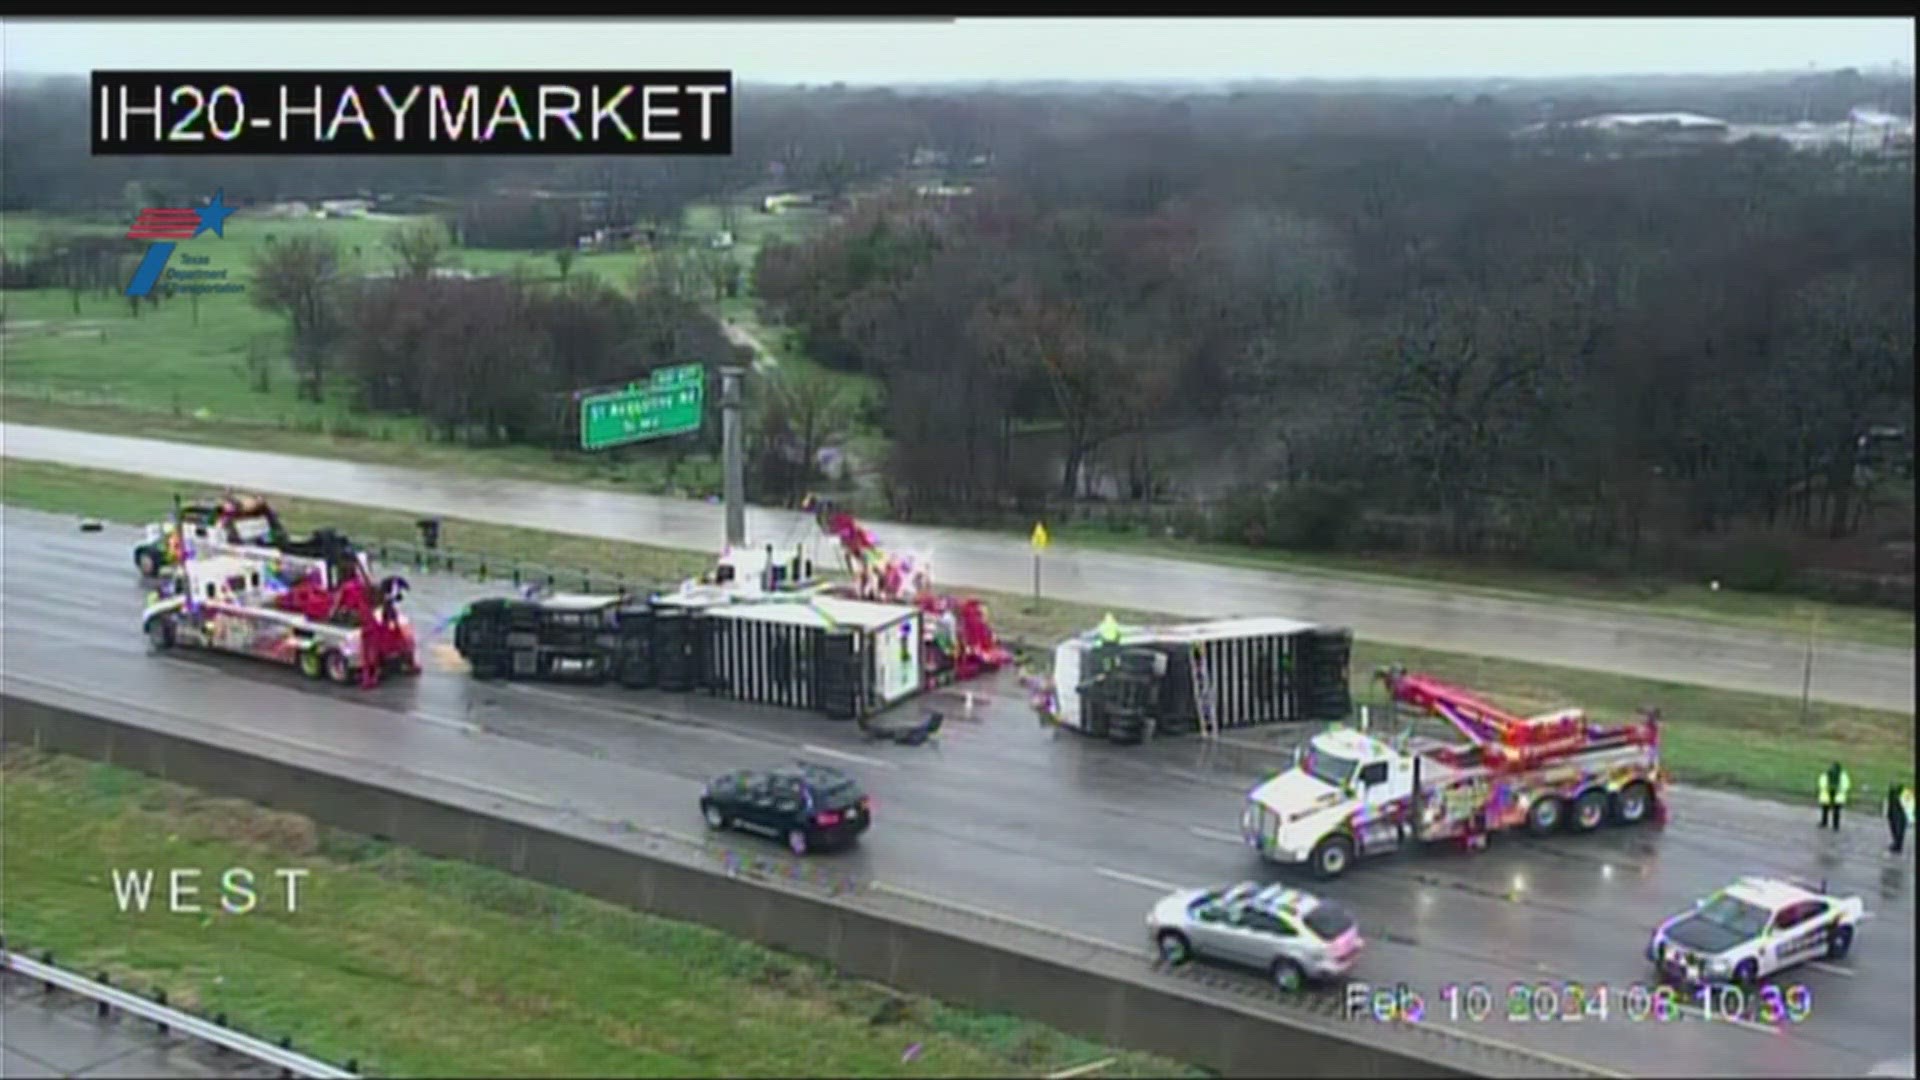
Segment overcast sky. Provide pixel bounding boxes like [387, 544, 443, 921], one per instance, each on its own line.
[5, 18, 1913, 84]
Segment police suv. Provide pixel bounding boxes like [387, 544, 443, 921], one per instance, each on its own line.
[1146, 881, 1364, 991]
[1649, 875, 1867, 988]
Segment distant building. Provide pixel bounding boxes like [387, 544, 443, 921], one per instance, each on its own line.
[761, 192, 817, 214]
[1518, 111, 1731, 146]
[358, 267, 495, 282]
[914, 183, 975, 199]
[1727, 108, 1915, 156]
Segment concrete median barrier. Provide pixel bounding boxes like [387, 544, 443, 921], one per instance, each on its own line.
[4, 687, 1513, 1078]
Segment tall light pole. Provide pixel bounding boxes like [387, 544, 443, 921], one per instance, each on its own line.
[1799, 610, 1821, 727]
[720, 365, 747, 549]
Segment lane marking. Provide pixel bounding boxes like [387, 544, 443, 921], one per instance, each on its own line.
[410, 711, 482, 736]
[1047, 1058, 1116, 1079]
[866, 880, 1137, 955]
[799, 744, 895, 770]
[406, 767, 550, 808]
[1188, 825, 1243, 845]
[1808, 961, 1855, 978]
[499, 684, 770, 748]
[1094, 867, 1179, 892]
[1671, 1003, 1779, 1036]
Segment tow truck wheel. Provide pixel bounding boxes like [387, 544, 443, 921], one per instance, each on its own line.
[1614, 783, 1653, 826]
[1826, 923, 1855, 960]
[135, 548, 161, 577]
[1571, 790, 1610, 833]
[1526, 797, 1565, 836]
[1270, 957, 1307, 993]
[324, 650, 353, 685]
[1155, 930, 1191, 965]
[145, 616, 174, 650]
[1310, 835, 1354, 880]
[298, 649, 324, 679]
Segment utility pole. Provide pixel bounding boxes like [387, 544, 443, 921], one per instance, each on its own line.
[720, 365, 747, 549]
[1799, 610, 1821, 727]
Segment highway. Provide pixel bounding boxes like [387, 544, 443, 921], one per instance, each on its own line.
[4, 421, 1912, 714]
[2, 506, 1914, 1078]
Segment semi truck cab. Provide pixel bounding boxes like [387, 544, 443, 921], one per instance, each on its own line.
[1244, 727, 1421, 876]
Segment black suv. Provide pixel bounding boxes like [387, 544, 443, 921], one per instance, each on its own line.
[699, 764, 872, 856]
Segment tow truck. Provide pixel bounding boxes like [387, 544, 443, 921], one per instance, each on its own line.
[1243, 666, 1664, 878]
[142, 532, 418, 688]
[134, 492, 289, 576]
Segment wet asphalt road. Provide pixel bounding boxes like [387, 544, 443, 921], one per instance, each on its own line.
[4, 422, 1911, 714]
[2, 507, 1914, 1078]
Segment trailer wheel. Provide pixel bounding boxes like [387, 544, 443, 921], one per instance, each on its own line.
[1571, 789, 1610, 833]
[1613, 783, 1654, 826]
[324, 650, 354, 685]
[145, 615, 175, 650]
[1310, 835, 1354, 880]
[135, 547, 161, 577]
[1526, 796, 1565, 836]
[298, 649, 325, 679]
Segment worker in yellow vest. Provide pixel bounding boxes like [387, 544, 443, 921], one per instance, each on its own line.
[1817, 762, 1852, 831]
[1887, 781, 1914, 855]
[1097, 612, 1122, 644]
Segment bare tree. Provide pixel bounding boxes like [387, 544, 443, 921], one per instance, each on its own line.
[691, 247, 737, 303]
[251, 235, 345, 401]
[386, 220, 448, 278]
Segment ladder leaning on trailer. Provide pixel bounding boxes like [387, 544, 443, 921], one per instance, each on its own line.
[1190, 642, 1219, 739]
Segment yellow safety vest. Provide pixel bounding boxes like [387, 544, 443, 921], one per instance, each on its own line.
[1818, 770, 1851, 806]
[1898, 786, 1915, 819]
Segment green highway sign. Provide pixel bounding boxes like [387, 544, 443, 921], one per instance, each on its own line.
[580, 364, 707, 450]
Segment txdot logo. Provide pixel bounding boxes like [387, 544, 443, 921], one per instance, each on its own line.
[110, 866, 309, 915]
[124, 188, 242, 298]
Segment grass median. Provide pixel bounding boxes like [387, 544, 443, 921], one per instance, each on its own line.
[1, 747, 1196, 1078]
[3, 456, 1911, 806]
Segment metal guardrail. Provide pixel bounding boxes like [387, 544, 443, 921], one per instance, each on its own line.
[367, 538, 666, 598]
[1, 944, 361, 1079]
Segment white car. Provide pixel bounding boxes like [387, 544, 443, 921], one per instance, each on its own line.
[1146, 881, 1365, 991]
[1648, 875, 1867, 987]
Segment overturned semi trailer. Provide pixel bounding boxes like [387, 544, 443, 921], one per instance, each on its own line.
[454, 590, 924, 720]
[1050, 617, 1353, 744]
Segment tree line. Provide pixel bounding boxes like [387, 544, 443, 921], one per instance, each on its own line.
[755, 131, 1913, 586]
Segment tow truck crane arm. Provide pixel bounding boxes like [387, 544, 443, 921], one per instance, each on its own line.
[800, 495, 1010, 679]
[1373, 665, 1658, 770]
